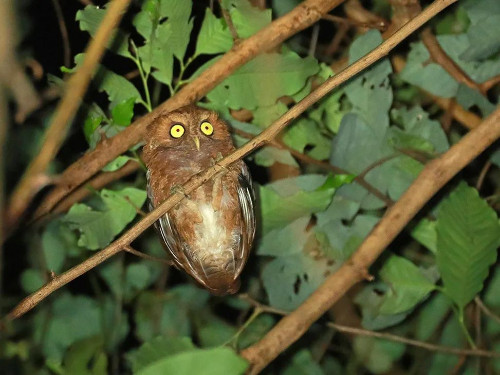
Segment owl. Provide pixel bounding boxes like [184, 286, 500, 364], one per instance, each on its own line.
[142, 105, 256, 295]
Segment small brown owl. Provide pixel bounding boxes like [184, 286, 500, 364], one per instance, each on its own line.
[142, 105, 256, 295]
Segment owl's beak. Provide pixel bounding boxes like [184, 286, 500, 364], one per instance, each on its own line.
[192, 136, 200, 151]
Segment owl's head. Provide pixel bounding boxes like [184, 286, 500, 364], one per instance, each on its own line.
[144, 105, 232, 156]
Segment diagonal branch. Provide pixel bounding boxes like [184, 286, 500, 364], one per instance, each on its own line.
[29, 0, 348, 227]
[5, 0, 132, 233]
[5, 0, 457, 326]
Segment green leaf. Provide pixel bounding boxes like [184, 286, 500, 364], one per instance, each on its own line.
[196, 313, 237, 347]
[237, 314, 275, 350]
[259, 174, 351, 233]
[411, 218, 437, 254]
[42, 218, 82, 273]
[134, 285, 210, 342]
[207, 51, 319, 109]
[282, 118, 331, 160]
[62, 336, 107, 375]
[133, 0, 193, 83]
[195, 8, 233, 55]
[257, 216, 310, 257]
[345, 30, 393, 128]
[130, 336, 195, 373]
[64, 187, 147, 250]
[33, 294, 103, 361]
[355, 283, 411, 330]
[401, 34, 500, 97]
[224, 0, 272, 38]
[436, 182, 500, 309]
[20, 269, 45, 294]
[379, 255, 436, 314]
[353, 336, 405, 374]
[111, 97, 136, 126]
[102, 155, 134, 172]
[76, 5, 131, 57]
[262, 252, 337, 311]
[136, 347, 248, 375]
[460, 0, 500, 60]
[97, 67, 141, 106]
[282, 350, 325, 375]
[415, 293, 452, 341]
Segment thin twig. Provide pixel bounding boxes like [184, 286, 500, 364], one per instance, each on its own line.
[322, 13, 387, 31]
[475, 297, 500, 326]
[391, 55, 482, 130]
[124, 245, 173, 266]
[4, 0, 454, 322]
[0, 86, 7, 316]
[239, 295, 500, 359]
[421, 27, 485, 95]
[51, 0, 71, 67]
[476, 161, 492, 192]
[218, 0, 240, 42]
[5, 0, 132, 233]
[30, 0, 348, 227]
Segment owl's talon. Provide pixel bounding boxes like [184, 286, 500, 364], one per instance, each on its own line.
[170, 184, 188, 198]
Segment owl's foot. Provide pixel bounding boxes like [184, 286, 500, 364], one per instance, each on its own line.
[170, 184, 188, 198]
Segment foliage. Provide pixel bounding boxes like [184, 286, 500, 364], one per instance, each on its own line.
[3, 0, 500, 374]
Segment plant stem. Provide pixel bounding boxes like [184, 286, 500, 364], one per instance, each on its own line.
[458, 308, 477, 349]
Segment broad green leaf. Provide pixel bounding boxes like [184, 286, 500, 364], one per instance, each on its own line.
[133, 0, 193, 82]
[62, 336, 107, 375]
[130, 337, 195, 373]
[33, 294, 103, 361]
[224, 0, 272, 38]
[428, 316, 464, 375]
[97, 67, 141, 106]
[401, 34, 500, 97]
[196, 313, 237, 347]
[415, 293, 451, 341]
[42, 218, 82, 273]
[345, 30, 393, 129]
[64, 187, 147, 250]
[134, 285, 210, 342]
[262, 252, 337, 311]
[111, 97, 136, 126]
[461, 0, 500, 60]
[102, 155, 134, 172]
[282, 350, 325, 375]
[282, 118, 331, 160]
[259, 174, 352, 233]
[237, 314, 275, 350]
[207, 52, 319, 109]
[456, 83, 495, 117]
[257, 216, 310, 257]
[355, 283, 410, 330]
[411, 218, 437, 254]
[436, 182, 500, 309]
[195, 8, 233, 55]
[353, 336, 405, 374]
[76, 5, 131, 57]
[136, 347, 248, 375]
[379, 255, 436, 314]
[20, 269, 45, 294]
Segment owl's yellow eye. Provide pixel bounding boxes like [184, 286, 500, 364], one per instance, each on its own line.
[170, 124, 185, 138]
[200, 121, 214, 136]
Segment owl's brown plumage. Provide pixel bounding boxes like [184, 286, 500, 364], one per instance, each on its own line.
[143, 105, 255, 295]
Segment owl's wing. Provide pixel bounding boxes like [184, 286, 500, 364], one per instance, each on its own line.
[146, 170, 184, 267]
[236, 163, 256, 273]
